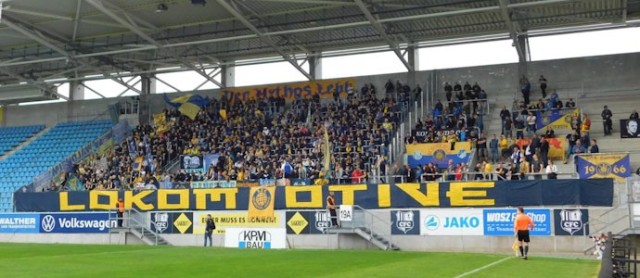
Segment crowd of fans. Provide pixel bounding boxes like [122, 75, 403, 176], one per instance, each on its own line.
[51, 80, 418, 190]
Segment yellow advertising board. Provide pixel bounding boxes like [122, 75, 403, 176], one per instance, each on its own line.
[193, 211, 284, 234]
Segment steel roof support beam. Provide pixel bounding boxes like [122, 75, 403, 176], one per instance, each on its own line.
[354, 0, 412, 72]
[217, 0, 313, 80]
[498, 0, 528, 63]
[79, 82, 107, 99]
[0, 67, 68, 100]
[2, 16, 143, 95]
[86, 0, 225, 88]
[0, 0, 573, 70]
[2, 8, 135, 30]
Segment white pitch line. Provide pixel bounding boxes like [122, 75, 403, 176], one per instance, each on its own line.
[453, 256, 513, 278]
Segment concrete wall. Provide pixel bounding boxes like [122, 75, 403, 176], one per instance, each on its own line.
[3, 52, 638, 128]
[0, 206, 621, 256]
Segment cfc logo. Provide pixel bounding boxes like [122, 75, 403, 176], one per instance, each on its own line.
[395, 211, 415, 234]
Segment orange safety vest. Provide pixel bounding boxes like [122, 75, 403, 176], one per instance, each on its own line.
[117, 201, 125, 213]
[326, 195, 335, 209]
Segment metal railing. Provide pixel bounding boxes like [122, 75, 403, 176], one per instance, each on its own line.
[339, 205, 394, 250]
[109, 208, 161, 246]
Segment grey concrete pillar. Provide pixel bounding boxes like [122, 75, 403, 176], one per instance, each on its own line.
[141, 74, 156, 95]
[407, 45, 419, 89]
[138, 75, 153, 125]
[309, 52, 322, 80]
[221, 62, 236, 88]
[67, 80, 85, 121]
[517, 34, 530, 81]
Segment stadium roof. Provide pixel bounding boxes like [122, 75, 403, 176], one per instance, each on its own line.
[0, 0, 638, 95]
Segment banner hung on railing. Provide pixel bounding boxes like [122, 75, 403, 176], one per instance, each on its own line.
[515, 137, 566, 159]
[406, 142, 472, 168]
[180, 155, 204, 173]
[14, 179, 614, 212]
[535, 108, 581, 130]
[576, 153, 631, 180]
[620, 119, 640, 138]
[220, 78, 354, 102]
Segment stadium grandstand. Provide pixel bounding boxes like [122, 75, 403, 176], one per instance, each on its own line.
[0, 0, 639, 277]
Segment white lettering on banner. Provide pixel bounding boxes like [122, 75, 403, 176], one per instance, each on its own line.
[484, 212, 546, 223]
[0, 218, 36, 225]
[57, 218, 112, 231]
[420, 209, 484, 236]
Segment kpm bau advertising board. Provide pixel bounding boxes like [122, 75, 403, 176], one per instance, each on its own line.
[224, 228, 286, 249]
[483, 209, 551, 236]
[420, 209, 484, 236]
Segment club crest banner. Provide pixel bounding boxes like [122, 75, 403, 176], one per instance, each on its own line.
[535, 108, 580, 130]
[248, 187, 275, 218]
[577, 153, 631, 180]
[406, 142, 472, 168]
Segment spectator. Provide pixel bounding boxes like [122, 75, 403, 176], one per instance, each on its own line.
[521, 77, 531, 105]
[565, 130, 579, 164]
[489, 134, 499, 163]
[590, 139, 599, 154]
[538, 75, 548, 98]
[545, 160, 558, 179]
[601, 105, 613, 136]
[444, 82, 453, 102]
[565, 98, 576, 108]
[531, 154, 543, 180]
[526, 112, 537, 136]
[630, 110, 639, 120]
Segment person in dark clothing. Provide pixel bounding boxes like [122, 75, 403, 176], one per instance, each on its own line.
[204, 214, 216, 247]
[601, 105, 613, 135]
[116, 198, 124, 227]
[630, 110, 639, 121]
[538, 75, 548, 98]
[590, 139, 599, 154]
[326, 191, 338, 227]
[444, 82, 453, 102]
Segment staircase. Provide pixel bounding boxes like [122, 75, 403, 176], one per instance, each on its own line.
[324, 205, 399, 251]
[109, 208, 171, 246]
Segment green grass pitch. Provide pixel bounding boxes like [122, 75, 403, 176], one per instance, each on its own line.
[0, 243, 599, 278]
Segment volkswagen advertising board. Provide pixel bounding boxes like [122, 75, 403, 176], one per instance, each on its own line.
[39, 213, 117, 233]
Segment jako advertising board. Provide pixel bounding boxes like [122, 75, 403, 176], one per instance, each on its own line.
[420, 209, 484, 236]
[483, 209, 551, 236]
[224, 228, 286, 249]
[39, 213, 117, 233]
[0, 214, 40, 233]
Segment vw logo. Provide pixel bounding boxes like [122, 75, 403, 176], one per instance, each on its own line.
[425, 215, 439, 231]
[41, 215, 56, 232]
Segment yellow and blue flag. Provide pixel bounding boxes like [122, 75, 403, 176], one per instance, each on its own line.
[536, 108, 580, 130]
[248, 187, 275, 218]
[577, 153, 631, 180]
[163, 94, 209, 120]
